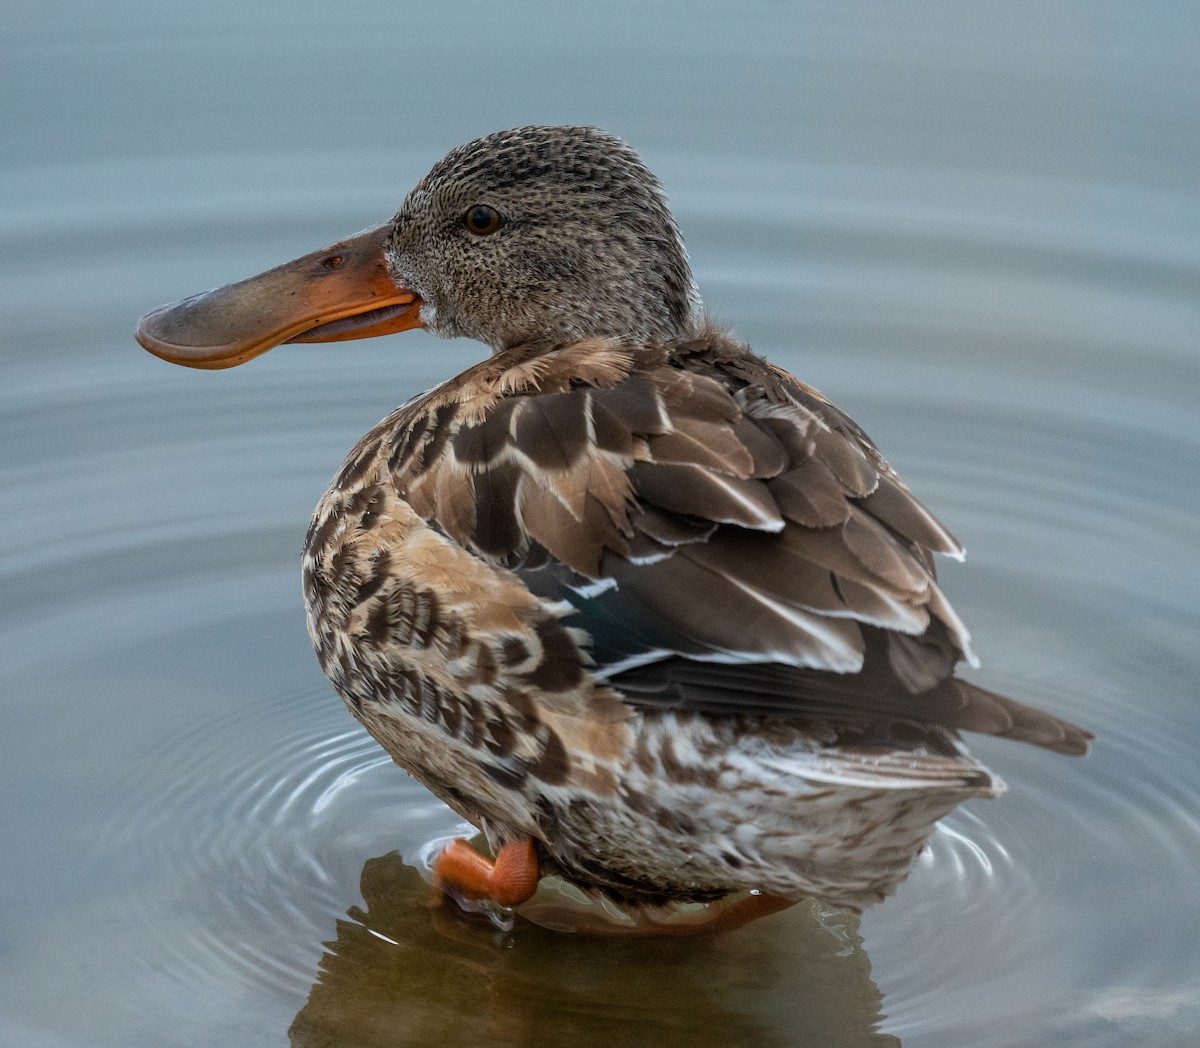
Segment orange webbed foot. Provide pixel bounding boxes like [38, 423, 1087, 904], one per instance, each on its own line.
[433, 836, 540, 908]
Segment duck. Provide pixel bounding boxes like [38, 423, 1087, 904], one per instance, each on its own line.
[137, 125, 1090, 933]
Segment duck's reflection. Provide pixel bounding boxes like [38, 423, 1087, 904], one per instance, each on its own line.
[289, 853, 900, 1048]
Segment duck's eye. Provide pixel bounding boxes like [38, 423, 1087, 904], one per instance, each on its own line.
[463, 204, 504, 236]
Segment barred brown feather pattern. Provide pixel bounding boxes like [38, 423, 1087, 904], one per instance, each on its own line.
[303, 432, 635, 837]
[301, 321, 1089, 906]
[348, 325, 1087, 755]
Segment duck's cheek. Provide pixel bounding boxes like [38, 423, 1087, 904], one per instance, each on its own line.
[419, 295, 476, 342]
[417, 300, 442, 332]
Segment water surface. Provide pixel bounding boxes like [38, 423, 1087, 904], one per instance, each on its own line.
[3, 2, 1199, 1046]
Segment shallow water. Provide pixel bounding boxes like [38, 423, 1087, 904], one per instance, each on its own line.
[3, 2, 1199, 1046]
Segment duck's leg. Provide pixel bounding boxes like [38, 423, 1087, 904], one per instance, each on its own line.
[433, 837, 540, 907]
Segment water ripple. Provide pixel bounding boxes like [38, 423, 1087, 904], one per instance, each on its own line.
[83, 684, 463, 999]
[3, 101, 1198, 1046]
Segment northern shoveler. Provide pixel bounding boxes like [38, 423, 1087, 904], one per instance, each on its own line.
[137, 126, 1090, 934]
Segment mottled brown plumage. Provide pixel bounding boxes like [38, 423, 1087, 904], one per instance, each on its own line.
[138, 125, 1090, 926]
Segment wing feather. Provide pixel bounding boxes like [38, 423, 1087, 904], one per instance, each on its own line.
[384, 331, 1089, 752]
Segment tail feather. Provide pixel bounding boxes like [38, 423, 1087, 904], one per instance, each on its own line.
[946, 678, 1093, 756]
[610, 655, 1093, 756]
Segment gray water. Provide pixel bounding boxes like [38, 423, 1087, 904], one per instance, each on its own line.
[3, 2, 1199, 1045]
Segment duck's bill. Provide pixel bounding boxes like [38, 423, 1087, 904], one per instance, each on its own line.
[135, 223, 425, 370]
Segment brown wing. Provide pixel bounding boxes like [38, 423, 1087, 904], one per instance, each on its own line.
[385, 331, 1090, 754]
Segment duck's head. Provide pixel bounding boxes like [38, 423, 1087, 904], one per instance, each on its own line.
[137, 126, 701, 369]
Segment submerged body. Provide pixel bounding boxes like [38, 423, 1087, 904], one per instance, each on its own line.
[139, 126, 1090, 924]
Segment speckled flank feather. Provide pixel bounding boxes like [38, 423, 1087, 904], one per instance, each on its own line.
[302, 399, 988, 909]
